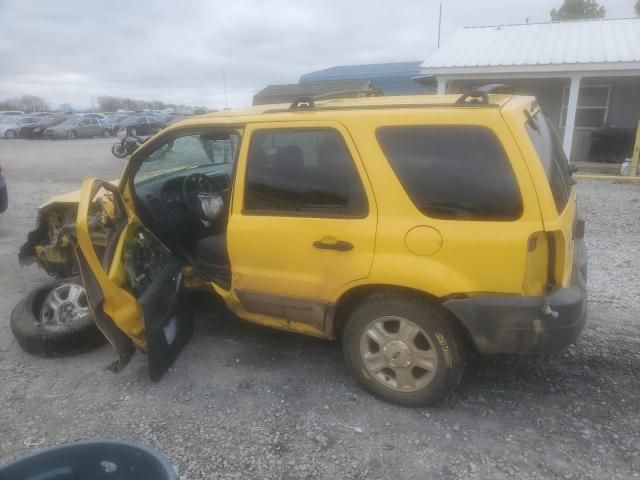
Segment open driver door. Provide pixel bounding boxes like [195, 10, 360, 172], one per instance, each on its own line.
[74, 177, 193, 381]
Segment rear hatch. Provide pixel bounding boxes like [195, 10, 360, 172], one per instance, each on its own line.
[523, 109, 577, 288]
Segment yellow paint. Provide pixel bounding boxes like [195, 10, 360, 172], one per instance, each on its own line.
[404, 226, 443, 256]
[76, 178, 146, 349]
[629, 120, 640, 178]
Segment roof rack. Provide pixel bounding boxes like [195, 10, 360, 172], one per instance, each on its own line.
[289, 89, 383, 110]
[455, 84, 514, 105]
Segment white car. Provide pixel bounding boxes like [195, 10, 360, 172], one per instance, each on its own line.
[0, 116, 40, 139]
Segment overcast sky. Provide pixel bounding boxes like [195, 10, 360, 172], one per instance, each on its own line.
[0, 0, 635, 109]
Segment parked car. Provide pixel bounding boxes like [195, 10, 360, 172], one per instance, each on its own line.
[20, 115, 67, 139]
[16, 89, 586, 407]
[33, 112, 55, 118]
[0, 110, 25, 117]
[0, 164, 7, 214]
[114, 115, 166, 136]
[0, 116, 41, 139]
[44, 116, 111, 139]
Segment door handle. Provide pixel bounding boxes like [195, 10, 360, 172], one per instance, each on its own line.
[313, 239, 353, 251]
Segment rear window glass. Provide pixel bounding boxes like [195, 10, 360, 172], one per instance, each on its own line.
[525, 112, 571, 213]
[376, 126, 522, 221]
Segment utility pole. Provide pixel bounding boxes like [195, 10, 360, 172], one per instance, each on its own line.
[222, 71, 229, 109]
[437, 1, 443, 49]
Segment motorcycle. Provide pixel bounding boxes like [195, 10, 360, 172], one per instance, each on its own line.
[111, 127, 148, 158]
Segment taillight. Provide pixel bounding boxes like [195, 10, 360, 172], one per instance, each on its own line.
[522, 232, 550, 295]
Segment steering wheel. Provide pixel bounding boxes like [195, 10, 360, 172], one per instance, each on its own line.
[182, 173, 214, 220]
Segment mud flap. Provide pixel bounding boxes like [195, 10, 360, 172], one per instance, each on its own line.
[138, 258, 194, 382]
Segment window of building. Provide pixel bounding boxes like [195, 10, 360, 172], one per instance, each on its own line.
[561, 85, 610, 129]
[376, 125, 522, 221]
[244, 129, 368, 217]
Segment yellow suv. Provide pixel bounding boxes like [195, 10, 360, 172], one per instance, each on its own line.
[18, 89, 587, 406]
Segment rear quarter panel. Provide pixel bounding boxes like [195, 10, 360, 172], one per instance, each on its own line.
[337, 107, 544, 299]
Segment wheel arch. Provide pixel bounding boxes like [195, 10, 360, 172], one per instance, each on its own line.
[328, 284, 472, 346]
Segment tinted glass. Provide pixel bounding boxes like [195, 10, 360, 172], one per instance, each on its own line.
[526, 112, 572, 213]
[245, 129, 367, 217]
[376, 126, 522, 221]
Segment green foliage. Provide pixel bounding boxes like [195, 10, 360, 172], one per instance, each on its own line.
[550, 0, 606, 20]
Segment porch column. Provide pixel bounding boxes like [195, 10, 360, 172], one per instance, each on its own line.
[562, 75, 581, 160]
[437, 78, 447, 95]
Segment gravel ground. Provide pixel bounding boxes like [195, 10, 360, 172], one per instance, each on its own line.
[0, 138, 639, 479]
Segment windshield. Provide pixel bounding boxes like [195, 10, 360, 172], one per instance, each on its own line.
[134, 131, 240, 184]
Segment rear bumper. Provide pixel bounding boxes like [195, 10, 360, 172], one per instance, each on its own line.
[444, 230, 587, 355]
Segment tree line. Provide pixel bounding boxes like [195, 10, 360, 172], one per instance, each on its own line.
[0, 94, 207, 113]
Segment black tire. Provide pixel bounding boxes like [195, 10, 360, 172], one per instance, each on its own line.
[111, 142, 128, 158]
[342, 292, 466, 407]
[67, 130, 77, 140]
[10, 277, 105, 357]
[5, 129, 16, 139]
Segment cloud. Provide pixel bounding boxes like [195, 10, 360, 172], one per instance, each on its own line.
[0, 0, 633, 109]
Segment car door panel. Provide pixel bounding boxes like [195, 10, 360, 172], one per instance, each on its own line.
[225, 121, 377, 336]
[75, 177, 192, 380]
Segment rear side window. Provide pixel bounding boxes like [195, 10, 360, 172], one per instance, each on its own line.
[376, 126, 522, 221]
[525, 112, 571, 213]
[244, 129, 368, 217]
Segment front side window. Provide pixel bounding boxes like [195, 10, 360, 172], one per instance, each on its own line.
[134, 131, 240, 184]
[377, 125, 522, 221]
[526, 112, 572, 213]
[244, 129, 368, 217]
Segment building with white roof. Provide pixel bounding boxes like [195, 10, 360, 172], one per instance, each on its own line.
[421, 18, 640, 162]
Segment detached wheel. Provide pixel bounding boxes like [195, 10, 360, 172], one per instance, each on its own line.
[10, 278, 105, 357]
[342, 293, 466, 407]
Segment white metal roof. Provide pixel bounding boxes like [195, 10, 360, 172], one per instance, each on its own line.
[422, 18, 640, 76]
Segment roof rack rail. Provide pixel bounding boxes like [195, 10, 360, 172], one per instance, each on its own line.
[289, 89, 383, 110]
[455, 84, 514, 105]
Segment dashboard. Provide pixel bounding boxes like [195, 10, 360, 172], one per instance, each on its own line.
[133, 164, 233, 243]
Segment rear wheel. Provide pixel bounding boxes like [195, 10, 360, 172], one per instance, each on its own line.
[103, 128, 110, 138]
[67, 130, 77, 140]
[342, 292, 466, 407]
[5, 129, 16, 139]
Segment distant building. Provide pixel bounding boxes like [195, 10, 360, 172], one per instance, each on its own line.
[300, 61, 432, 95]
[420, 18, 640, 162]
[253, 79, 374, 106]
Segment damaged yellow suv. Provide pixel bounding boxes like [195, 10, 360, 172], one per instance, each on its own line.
[17, 88, 587, 406]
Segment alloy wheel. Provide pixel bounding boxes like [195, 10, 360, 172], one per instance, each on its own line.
[38, 283, 92, 330]
[359, 316, 439, 392]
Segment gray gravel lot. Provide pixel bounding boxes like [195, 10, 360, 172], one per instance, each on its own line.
[0, 138, 639, 479]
